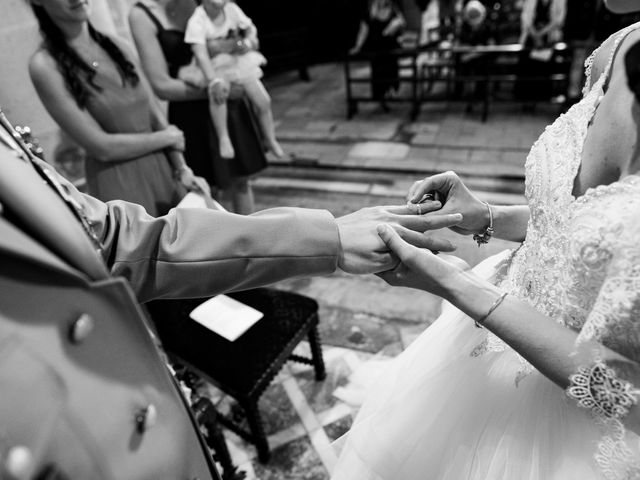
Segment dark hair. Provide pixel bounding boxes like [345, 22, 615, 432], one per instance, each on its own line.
[625, 40, 640, 104]
[31, 4, 139, 108]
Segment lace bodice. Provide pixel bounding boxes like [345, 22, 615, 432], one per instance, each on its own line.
[480, 23, 640, 479]
[502, 22, 639, 333]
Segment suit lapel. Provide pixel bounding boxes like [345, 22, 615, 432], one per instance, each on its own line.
[0, 150, 108, 281]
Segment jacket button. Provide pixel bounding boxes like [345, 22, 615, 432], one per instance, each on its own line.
[69, 314, 95, 344]
[135, 404, 158, 434]
[3, 445, 33, 478]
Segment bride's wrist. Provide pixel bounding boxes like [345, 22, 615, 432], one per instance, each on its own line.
[445, 270, 502, 318]
[472, 200, 492, 234]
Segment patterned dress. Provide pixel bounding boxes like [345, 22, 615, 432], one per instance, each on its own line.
[332, 23, 640, 480]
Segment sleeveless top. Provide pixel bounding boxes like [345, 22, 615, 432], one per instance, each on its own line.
[134, 2, 192, 77]
[475, 22, 640, 479]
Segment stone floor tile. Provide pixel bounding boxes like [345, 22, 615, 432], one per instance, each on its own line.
[323, 416, 354, 443]
[295, 356, 352, 414]
[405, 121, 440, 134]
[309, 427, 339, 472]
[348, 141, 410, 159]
[304, 120, 336, 132]
[252, 437, 327, 480]
[411, 131, 438, 145]
[437, 147, 471, 162]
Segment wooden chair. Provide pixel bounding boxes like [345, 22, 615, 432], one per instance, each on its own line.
[147, 288, 326, 462]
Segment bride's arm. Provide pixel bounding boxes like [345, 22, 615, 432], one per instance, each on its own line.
[407, 171, 530, 242]
[377, 224, 640, 435]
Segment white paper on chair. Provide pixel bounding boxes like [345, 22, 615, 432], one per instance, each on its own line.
[176, 191, 228, 211]
[189, 295, 264, 341]
[176, 191, 208, 209]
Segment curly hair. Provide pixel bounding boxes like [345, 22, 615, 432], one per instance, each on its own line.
[31, 4, 139, 108]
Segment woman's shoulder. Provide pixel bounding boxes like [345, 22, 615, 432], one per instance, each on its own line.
[590, 23, 640, 82]
[28, 47, 57, 79]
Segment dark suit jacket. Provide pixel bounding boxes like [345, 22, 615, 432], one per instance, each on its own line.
[0, 142, 339, 479]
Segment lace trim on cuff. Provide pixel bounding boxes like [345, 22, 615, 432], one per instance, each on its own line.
[567, 361, 640, 420]
[567, 360, 640, 480]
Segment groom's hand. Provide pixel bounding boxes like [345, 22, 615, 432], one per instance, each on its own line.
[335, 203, 463, 274]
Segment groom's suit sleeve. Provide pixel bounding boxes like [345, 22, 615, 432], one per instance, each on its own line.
[77, 192, 340, 302]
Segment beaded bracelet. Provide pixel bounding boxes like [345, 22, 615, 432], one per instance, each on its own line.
[475, 292, 508, 328]
[472, 201, 494, 247]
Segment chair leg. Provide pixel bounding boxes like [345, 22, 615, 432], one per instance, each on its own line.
[308, 324, 326, 381]
[192, 398, 240, 478]
[243, 400, 270, 463]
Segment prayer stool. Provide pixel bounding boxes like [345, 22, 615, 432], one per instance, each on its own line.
[147, 288, 326, 462]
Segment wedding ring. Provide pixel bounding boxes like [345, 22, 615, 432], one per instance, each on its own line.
[416, 203, 422, 215]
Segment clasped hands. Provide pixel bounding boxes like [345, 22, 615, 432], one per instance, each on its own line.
[339, 171, 488, 300]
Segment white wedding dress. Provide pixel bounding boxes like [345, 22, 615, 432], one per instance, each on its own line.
[332, 24, 640, 480]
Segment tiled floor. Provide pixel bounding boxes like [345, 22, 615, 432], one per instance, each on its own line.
[208, 341, 389, 480]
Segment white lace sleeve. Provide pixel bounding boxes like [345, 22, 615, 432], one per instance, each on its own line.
[582, 49, 597, 97]
[566, 218, 640, 479]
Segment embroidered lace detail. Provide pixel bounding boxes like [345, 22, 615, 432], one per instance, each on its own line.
[567, 360, 640, 480]
[593, 419, 640, 480]
[568, 361, 640, 420]
[582, 49, 597, 97]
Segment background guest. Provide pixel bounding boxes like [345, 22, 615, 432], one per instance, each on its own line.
[129, 0, 266, 215]
[516, 0, 567, 102]
[519, 0, 567, 46]
[182, 0, 284, 160]
[350, 0, 406, 111]
[29, 0, 208, 217]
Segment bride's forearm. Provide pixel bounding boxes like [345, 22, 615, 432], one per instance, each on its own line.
[491, 204, 530, 242]
[445, 271, 578, 386]
[454, 272, 640, 431]
[443, 270, 640, 434]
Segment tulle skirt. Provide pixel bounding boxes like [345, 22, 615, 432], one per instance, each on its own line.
[178, 51, 266, 88]
[332, 250, 605, 480]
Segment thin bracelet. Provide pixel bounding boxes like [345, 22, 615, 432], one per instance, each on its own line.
[475, 292, 508, 328]
[472, 201, 494, 247]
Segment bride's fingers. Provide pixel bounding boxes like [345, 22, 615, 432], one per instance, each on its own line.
[394, 226, 456, 252]
[377, 224, 422, 266]
[408, 172, 455, 204]
[406, 180, 423, 202]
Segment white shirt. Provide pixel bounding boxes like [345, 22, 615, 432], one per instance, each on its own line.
[184, 3, 254, 45]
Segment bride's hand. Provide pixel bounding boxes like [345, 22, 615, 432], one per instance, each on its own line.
[376, 223, 467, 299]
[407, 171, 489, 236]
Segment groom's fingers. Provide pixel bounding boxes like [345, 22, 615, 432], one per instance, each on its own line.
[386, 201, 441, 215]
[395, 227, 456, 252]
[395, 212, 463, 232]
